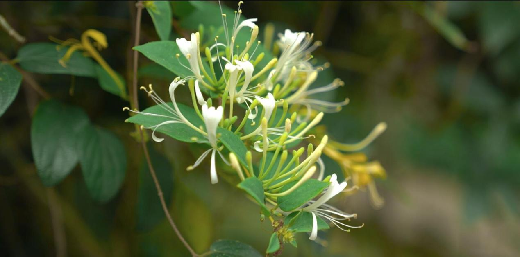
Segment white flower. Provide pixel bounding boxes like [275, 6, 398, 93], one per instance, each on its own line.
[176, 33, 203, 81]
[255, 92, 276, 122]
[127, 78, 204, 143]
[302, 174, 360, 241]
[202, 104, 223, 148]
[265, 29, 319, 90]
[187, 103, 228, 184]
[194, 80, 206, 106]
[285, 72, 349, 122]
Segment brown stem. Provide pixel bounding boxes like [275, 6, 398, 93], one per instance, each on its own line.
[0, 51, 51, 100]
[46, 188, 67, 257]
[132, 2, 197, 256]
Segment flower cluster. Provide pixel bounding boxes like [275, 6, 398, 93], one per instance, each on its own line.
[126, 1, 386, 247]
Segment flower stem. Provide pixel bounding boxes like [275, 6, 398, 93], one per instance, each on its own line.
[132, 2, 197, 256]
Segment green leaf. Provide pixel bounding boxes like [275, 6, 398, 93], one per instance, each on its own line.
[136, 145, 174, 232]
[0, 63, 22, 117]
[285, 211, 329, 233]
[146, 1, 172, 41]
[266, 233, 280, 254]
[278, 179, 329, 212]
[209, 239, 262, 257]
[134, 41, 209, 78]
[77, 125, 127, 203]
[218, 128, 248, 167]
[237, 177, 269, 216]
[31, 100, 90, 186]
[94, 64, 127, 99]
[17, 43, 96, 77]
[171, 1, 195, 19]
[126, 102, 206, 143]
[138, 63, 176, 81]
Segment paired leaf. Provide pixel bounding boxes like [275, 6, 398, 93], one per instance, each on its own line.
[266, 233, 280, 254]
[16, 43, 97, 77]
[136, 145, 174, 232]
[94, 64, 127, 99]
[77, 125, 127, 203]
[277, 179, 329, 212]
[0, 64, 22, 117]
[285, 211, 329, 233]
[237, 177, 269, 216]
[126, 102, 205, 143]
[146, 1, 172, 41]
[31, 100, 90, 186]
[209, 239, 262, 257]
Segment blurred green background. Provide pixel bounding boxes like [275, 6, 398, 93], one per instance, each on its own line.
[1, 1, 519, 256]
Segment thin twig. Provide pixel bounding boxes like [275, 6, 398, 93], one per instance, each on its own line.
[131, 2, 197, 256]
[0, 14, 26, 44]
[46, 188, 67, 257]
[0, 51, 51, 100]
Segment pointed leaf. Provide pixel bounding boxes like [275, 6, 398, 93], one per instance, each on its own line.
[126, 102, 206, 143]
[16, 43, 96, 77]
[31, 100, 90, 186]
[218, 128, 248, 167]
[146, 1, 172, 41]
[94, 64, 127, 99]
[266, 233, 280, 254]
[278, 179, 329, 212]
[237, 177, 269, 216]
[0, 63, 22, 117]
[209, 239, 262, 257]
[77, 125, 127, 203]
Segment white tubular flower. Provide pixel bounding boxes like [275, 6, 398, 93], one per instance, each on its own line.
[225, 60, 260, 120]
[126, 78, 205, 143]
[286, 72, 349, 121]
[302, 174, 360, 241]
[202, 104, 223, 148]
[187, 104, 226, 184]
[264, 29, 320, 90]
[255, 93, 276, 122]
[232, 18, 258, 41]
[194, 80, 206, 106]
[176, 32, 202, 81]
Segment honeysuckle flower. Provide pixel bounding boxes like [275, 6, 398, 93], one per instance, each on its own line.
[302, 174, 361, 241]
[264, 29, 321, 90]
[194, 80, 206, 106]
[125, 78, 205, 143]
[176, 32, 203, 81]
[255, 92, 276, 122]
[285, 72, 349, 121]
[187, 103, 226, 184]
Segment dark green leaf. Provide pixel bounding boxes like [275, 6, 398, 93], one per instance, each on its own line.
[278, 179, 329, 212]
[209, 239, 262, 257]
[17, 43, 96, 77]
[94, 64, 127, 99]
[146, 1, 172, 41]
[266, 233, 280, 254]
[77, 125, 127, 203]
[136, 145, 174, 232]
[237, 177, 269, 216]
[478, 2, 520, 56]
[171, 1, 195, 19]
[31, 100, 90, 186]
[126, 102, 206, 143]
[218, 128, 248, 167]
[0, 63, 22, 117]
[285, 211, 329, 233]
[138, 63, 176, 81]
